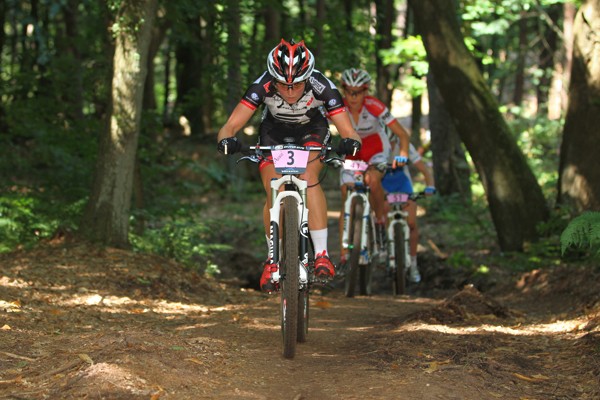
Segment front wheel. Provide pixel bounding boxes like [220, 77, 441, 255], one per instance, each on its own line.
[297, 287, 309, 343]
[281, 197, 299, 358]
[392, 223, 407, 296]
[358, 262, 373, 296]
[345, 200, 363, 298]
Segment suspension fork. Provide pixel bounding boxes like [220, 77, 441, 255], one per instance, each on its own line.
[342, 188, 371, 262]
[268, 175, 309, 284]
[387, 208, 410, 270]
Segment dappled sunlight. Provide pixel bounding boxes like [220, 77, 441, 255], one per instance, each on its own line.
[397, 317, 588, 337]
[345, 326, 375, 332]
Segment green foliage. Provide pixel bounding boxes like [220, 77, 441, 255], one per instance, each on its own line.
[129, 212, 231, 273]
[504, 111, 563, 199]
[425, 193, 496, 249]
[561, 212, 600, 257]
[448, 251, 473, 269]
[0, 189, 86, 252]
[379, 35, 428, 97]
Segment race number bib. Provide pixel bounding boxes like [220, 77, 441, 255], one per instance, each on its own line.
[272, 149, 310, 174]
[387, 192, 409, 204]
[343, 159, 369, 171]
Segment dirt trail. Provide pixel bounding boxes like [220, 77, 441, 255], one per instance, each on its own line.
[1, 240, 599, 400]
[1, 182, 599, 399]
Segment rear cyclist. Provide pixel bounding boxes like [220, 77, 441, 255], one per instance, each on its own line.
[337, 68, 411, 263]
[217, 39, 362, 292]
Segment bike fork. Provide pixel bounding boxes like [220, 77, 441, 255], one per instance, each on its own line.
[268, 175, 310, 288]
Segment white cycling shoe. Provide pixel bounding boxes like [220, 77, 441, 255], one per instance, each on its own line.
[408, 265, 421, 283]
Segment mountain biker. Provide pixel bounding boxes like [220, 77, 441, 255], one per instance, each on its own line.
[217, 39, 362, 292]
[337, 68, 411, 263]
[382, 141, 436, 283]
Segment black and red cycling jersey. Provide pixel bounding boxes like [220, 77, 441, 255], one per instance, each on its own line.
[240, 70, 346, 125]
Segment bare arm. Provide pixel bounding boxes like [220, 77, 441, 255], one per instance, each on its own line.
[388, 120, 410, 168]
[330, 112, 362, 142]
[217, 103, 256, 141]
[413, 159, 435, 187]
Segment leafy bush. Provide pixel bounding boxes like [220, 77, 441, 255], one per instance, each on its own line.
[560, 212, 600, 257]
[0, 189, 85, 252]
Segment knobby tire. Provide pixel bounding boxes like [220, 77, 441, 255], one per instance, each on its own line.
[345, 200, 363, 298]
[297, 288, 309, 343]
[393, 223, 407, 295]
[281, 196, 299, 359]
[359, 217, 375, 296]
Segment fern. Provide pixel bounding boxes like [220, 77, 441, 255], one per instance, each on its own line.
[560, 211, 600, 256]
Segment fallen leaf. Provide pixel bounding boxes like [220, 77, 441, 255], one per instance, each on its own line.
[185, 358, 204, 365]
[512, 372, 548, 382]
[424, 362, 439, 373]
[313, 301, 331, 309]
[78, 353, 93, 365]
[1, 325, 11, 330]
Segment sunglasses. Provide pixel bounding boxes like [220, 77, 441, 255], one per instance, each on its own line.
[344, 87, 367, 97]
[274, 81, 306, 90]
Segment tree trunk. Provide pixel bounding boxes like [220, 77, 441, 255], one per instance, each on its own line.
[512, 12, 527, 106]
[536, 4, 560, 115]
[410, 94, 422, 148]
[80, 0, 158, 248]
[314, 0, 325, 57]
[409, 0, 549, 251]
[374, 0, 394, 107]
[61, 0, 84, 121]
[225, 0, 245, 200]
[427, 71, 471, 200]
[558, 0, 600, 212]
[175, 16, 204, 136]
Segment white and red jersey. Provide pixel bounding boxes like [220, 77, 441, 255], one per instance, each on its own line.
[344, 96, 396, 163]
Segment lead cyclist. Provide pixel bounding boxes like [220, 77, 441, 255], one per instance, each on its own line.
[217, 39, 361, 292]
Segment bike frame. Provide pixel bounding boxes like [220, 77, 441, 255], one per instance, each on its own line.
[268, 174, 310, 289]
[386, 200, 411, 273]
[341, 185, 375, 266]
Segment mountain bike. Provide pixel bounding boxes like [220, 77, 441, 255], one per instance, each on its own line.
[239, 144, 337, 359]
[384, 175, 425, 295]
[340, 159, 385, 298]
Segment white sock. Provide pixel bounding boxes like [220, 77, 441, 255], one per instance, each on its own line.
[311, 228, 328, 256]
[411, 255, 417, 268]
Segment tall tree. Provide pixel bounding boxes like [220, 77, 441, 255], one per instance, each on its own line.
[174, 15, 204, 136]
[374, 0, 394, 107]
[536, 4, 561, 114]
[427, 71, 471, 200]
[558, 0, 600, 211]
[409, 0, 549, 251]
[80, 0, 158, 247]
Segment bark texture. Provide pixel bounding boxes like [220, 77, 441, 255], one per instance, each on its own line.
[409, 0, 549, 251]
[81, 0, 158, 247]
[558, 0, 600, 211]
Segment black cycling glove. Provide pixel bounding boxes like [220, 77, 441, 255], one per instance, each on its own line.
[337, 138, 361, 157]
[217, 137, 241, 155]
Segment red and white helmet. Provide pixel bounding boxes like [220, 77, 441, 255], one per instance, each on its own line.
[341, 68, 372, 87]
[267, 39, 315, 84]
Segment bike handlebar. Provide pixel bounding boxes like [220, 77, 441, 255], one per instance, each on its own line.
[237, 145, 343, 166]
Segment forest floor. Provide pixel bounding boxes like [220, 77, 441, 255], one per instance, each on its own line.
[1, 179, 600, 399]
